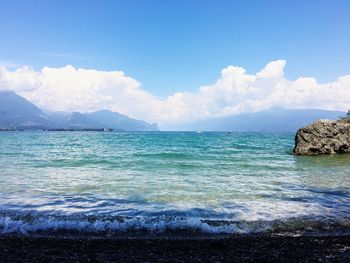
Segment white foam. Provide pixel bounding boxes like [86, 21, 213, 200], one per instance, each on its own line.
[0, 215, 254, 235]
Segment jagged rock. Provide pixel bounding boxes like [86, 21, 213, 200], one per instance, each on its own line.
[293, 119, 350, 155]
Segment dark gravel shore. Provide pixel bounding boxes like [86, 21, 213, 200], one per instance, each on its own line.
[1, 234, 350, 262]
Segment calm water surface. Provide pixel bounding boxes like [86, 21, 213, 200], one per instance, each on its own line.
[0, 131, 349, 234]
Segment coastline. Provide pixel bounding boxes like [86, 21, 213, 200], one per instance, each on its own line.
[1, 233, 350, 262]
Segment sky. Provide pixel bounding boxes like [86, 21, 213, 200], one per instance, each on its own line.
[0, 0, 350, 127]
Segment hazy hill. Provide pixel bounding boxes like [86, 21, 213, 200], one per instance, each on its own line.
[179, 108, 346, 132]
[0, 91, 158, 131]
[0, 90, 50, 128]
[1, 91, 345, 132]
[86, 110, 158, 131]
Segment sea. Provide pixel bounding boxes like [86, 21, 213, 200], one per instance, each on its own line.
[0, 131, 349, 236]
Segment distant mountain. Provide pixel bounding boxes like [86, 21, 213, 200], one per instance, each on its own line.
[86, 110, 158, 131]
[60, 112, 98, 129]
[1, 91, 345, 132]
[180, 108, 346, 132]
[0, 90, 50, 128]
[45, 110, 158, 131]
[0, 91, 158, 131]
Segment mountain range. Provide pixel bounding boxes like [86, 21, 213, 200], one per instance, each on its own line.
[0, 90, 346, 132]
[175, 108, 346, 132]
[0, 90, 158, 131]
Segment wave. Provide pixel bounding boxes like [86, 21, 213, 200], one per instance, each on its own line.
[1, 212, 349, 237]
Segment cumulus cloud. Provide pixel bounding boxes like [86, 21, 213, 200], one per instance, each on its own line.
[0, 66, 40, 91]
[0, 60, 350, 126]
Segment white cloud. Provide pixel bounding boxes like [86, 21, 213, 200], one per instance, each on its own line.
[0, 65, 40, 91]
[0, 60, 350, 126]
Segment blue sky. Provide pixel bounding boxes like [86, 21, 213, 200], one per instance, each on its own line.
[1, 0, 350, 126]
[1, 0, 350, 97]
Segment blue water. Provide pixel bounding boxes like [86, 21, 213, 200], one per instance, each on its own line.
[0, 131, 349, 235]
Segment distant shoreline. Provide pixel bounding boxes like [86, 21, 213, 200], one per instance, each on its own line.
[1, 233, 349, 262]
[0, 128, 116, 132]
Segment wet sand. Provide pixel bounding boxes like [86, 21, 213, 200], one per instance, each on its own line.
[1, 234, 350, 262]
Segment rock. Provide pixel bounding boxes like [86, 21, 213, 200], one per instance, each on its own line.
[293, 119, 350, 155]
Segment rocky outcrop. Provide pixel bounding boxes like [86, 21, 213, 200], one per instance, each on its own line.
[293, 119, 350, 155]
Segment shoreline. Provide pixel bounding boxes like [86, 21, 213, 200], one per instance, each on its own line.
[1, 233, 350, 262]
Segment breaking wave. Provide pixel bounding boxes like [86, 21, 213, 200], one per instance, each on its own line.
[1, 212, 349, 237]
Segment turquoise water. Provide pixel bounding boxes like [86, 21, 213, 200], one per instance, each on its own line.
[0, 131, 349, 235]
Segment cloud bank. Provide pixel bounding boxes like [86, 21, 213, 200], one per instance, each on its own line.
[0, 60, 350, 126]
